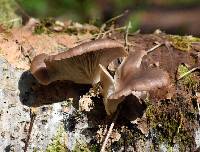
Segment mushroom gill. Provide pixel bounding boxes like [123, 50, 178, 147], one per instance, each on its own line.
[30, 39, 127, 85]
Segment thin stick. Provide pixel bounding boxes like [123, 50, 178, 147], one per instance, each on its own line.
[101, 26, 126, 38]
[104, 10, 128, 25]
[147, 41, 163, 53]
[24, 108, 37, 152]
[96, 11, 128, 40]
[96, 24, 106, 40]
[191, 42, 200, 44]
[100, 107, 121, 152]
[125, 21, 132, 47]
[76, 26, 126, 44]
[178, 67, 199, 80]
[1, 18, 22, 24]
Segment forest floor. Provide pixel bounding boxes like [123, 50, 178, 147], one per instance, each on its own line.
[0, 18, 200, 152]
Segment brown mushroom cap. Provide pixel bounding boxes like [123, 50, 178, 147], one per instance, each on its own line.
[30, 39, 127, 85]
[52, 39, 126, 60]
[111, 50, 170, 99]
[110, 68, 170, 100]
[100, 50, 170, 115]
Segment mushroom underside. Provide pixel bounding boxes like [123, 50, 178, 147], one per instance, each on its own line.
[30, 39, 127, 85]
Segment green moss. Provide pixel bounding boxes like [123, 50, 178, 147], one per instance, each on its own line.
[34, 24, 46, 34]
[145, 99, 195, 151]
[167, 146, 173, 152]
[61, 99, 73, 108]
[177, 64, 197, 88]
[168, 35, 200, 51]
[0, 0, 21, 28]
[73, 140, 92, 152]
[34, 17, 55, 34]
[73, 145, 90, 152]
[46, 125, 67, 152]
[146, 103, 157, 128]
[158, 112, 181, 145]
[89, 144, 99, 152]
[33, 148, 38, 152]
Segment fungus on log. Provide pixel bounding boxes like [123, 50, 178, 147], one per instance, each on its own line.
[30, 39, 127, 85]
[100, 50, 170, 118]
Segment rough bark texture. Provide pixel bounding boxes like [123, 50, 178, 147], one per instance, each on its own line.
[0, 21, 200, 151]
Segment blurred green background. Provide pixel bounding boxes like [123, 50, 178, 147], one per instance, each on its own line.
[1, 0, 200, 35]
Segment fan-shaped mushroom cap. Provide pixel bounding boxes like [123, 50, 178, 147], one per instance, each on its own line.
[99, 50, 170, 116]
[30, 39, 127, 85]
[110, 50, 170, 100]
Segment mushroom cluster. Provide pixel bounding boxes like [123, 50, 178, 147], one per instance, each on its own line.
[30, 38, 170, 120]
[99, 49, 170, 119]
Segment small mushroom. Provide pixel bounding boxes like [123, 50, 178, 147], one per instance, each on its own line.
[99, 50, 170, 117]
[30, 39, 127, 85]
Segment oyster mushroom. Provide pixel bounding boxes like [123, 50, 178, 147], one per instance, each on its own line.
[30, 39, 127, 85]
[100, 50, 170, 117]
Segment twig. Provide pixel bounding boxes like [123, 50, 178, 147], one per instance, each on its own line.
[96, 24, 106, 40]
[101, 26, 126, 38]
[178, 67, 199, 80]
[96, 10, 128, 40]
[1, 18, 22, 24]
[19, 44, 32, 64]
[124, 21, 132, 48]
[76, 26, 126, 44]
[100, 106, 121, 152]
[147, 41, 163, 53]
[191, 42, 200, 44]
[104, 10, 128, 25]
[24, 107, 37, 152]
[78, 11, 128, 42]
[176, 112, 182, 135]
